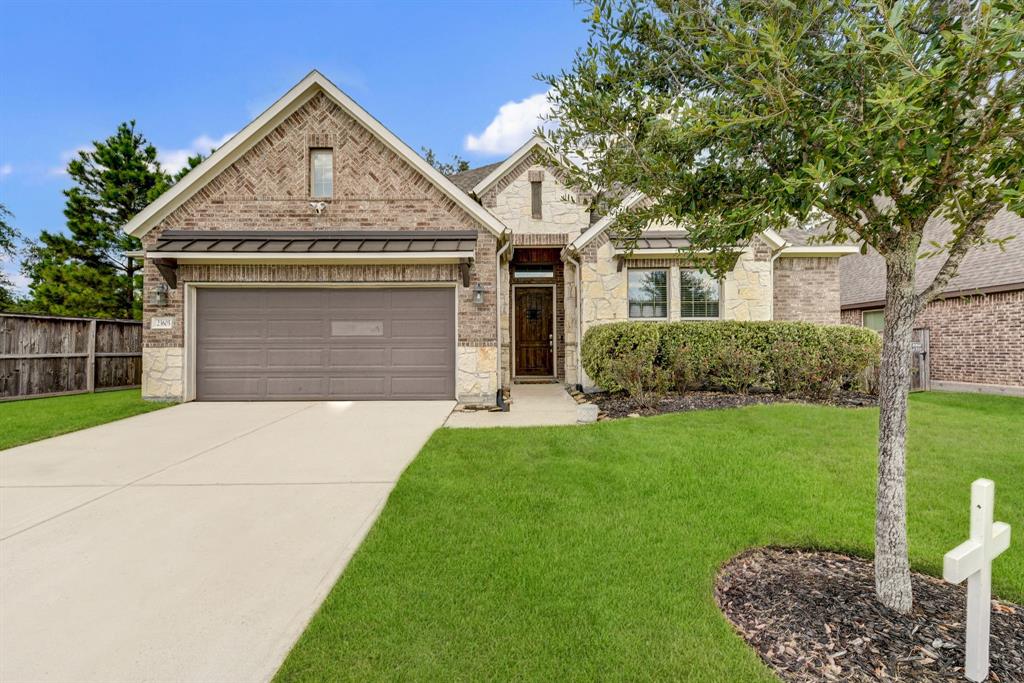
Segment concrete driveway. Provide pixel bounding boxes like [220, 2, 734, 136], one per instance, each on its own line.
[0, 400, 453, 683]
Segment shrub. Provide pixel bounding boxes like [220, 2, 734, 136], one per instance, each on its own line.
[581, 320, 881, 397]
[607, 354, 669, 410]
[709, 342, 763, 394]
[670, 345, 709, 392]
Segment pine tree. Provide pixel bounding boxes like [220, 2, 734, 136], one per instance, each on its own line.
[23, 122, 177, 319]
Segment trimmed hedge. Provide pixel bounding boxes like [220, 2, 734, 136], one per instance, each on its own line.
[582, 320, 881, 397]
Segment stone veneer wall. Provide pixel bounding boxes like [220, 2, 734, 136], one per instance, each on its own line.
[575, 234, 773, 388]
[843, 289, 1024, 390]
[140, 91, 498, 404]
[773, 256, 842, 324]
[481, 152, 590, 238]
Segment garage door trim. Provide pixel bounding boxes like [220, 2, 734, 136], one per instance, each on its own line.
[183, 282, 458, 402]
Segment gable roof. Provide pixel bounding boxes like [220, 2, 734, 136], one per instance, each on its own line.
[469, 135, 564, 197]
[568, 191, 858, 256]
[840, 209, 1024, 308]
[447, 161, 503, 194]
[125, 70, 507, 239]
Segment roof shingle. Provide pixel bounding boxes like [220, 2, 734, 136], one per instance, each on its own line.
[446, 162, 503, 194]
[840, 209, 1024, 307]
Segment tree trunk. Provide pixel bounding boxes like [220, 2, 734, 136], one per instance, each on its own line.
[874, 246, 917, 614]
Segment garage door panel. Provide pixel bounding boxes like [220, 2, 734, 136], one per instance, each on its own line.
[200, 376, 263, 398]
[328, 347, 389, 367]
[392, 289, 451, 307]
[390, 319, 451, 339]
[327, 376, 387, 398]
[266, 319, 325, 338]
[390, 376, 452, 398]
[265, 376, 328, 398]
[391, 346, 451, 367]
[196, 288, 454, 400]
[201, 348, 265, 369]
[201, 319, 266, 340]
[266, 348, 324, 367]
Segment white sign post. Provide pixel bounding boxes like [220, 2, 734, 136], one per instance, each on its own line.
[943, 479, 1011, 682]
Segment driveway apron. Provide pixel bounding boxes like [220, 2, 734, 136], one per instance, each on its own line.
[0, 400, 452, 683]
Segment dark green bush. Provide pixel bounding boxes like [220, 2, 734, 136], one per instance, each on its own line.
[607, 354, 669, 410]
[582, 320, 881, 398]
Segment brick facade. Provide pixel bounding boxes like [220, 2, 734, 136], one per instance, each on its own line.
[141, 90, 499, 403]
[773, 256, 841, 324]
[843, 289, 1024, 389]
[138, 78, 855, 403]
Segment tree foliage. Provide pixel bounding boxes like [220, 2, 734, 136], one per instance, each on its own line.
[544, 0, 1022, 613]
[0, 203, 23, 309]
[421, 146, 471, 176]
[22, 122, 202, 319]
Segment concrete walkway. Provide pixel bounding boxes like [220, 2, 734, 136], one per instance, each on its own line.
[0, 400, 453, 683]
[445, 383, 590, 428]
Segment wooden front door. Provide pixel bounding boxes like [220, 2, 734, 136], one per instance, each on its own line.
[514, 287, 554, 376]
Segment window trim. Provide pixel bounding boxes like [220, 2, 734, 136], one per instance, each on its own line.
[309, 148, 334, 199]
[678, 268, 722, 320]
[627, 267, 669, 320]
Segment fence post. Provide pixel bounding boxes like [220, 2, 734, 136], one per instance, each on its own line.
[86, 319, 97, 393]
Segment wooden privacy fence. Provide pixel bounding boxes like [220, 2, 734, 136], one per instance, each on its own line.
[0, 314, 143, 401]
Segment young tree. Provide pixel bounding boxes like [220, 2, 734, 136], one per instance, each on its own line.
[422, 146, 471, 175]
[23, 122, 178, 319]
[544, 0, 1022, 613]
[0, 203, 23, 309]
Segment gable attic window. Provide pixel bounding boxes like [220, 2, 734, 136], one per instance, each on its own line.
[529, 169, 544, 219]
[310, 149, 333, 198]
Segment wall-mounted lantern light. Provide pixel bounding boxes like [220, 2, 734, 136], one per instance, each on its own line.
[151, 283, 168, 307]
[473, 283, 485, 305]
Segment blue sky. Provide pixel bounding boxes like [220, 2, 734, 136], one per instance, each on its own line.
[0, 0, 590, 289]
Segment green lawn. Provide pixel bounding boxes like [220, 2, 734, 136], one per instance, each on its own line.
[0, 389, 169, 450]
[276, 392, 1023, 682]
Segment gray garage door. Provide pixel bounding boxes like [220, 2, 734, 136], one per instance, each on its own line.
[195, 288, 455, 400]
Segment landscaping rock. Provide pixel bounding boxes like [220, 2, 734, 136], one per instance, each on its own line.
[576, 403, 599, 424]
[715, 547, 1024, 682]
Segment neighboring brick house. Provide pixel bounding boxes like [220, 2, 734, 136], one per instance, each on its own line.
[130, 71, 861, 405]
[840, 209, 1024, 395]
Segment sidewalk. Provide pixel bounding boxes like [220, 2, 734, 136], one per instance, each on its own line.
[445, 383, 595, 428]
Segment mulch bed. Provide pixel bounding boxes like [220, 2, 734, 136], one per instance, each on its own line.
[587, 390, 876, 419]
[715, 547, 1024, 682]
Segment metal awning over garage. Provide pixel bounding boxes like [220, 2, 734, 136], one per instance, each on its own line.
[152, 230, 477, 255]
[145, 230, 478, 288]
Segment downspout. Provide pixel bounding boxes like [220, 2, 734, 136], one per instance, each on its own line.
[495, 235, 512, 410]
[768, 243, 787, 321]
[565, 251, 584, 392]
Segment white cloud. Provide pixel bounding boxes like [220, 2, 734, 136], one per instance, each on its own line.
[0, 163, 12, 179]
[465, 91, 553, 155]
[158, 132, 234, 174]
[48, 147, 89, 177]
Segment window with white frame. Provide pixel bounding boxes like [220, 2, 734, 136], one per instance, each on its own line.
[628, 269, 668, 319]
[310, 149, 333, 198]
[679, 269, 720, 318]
